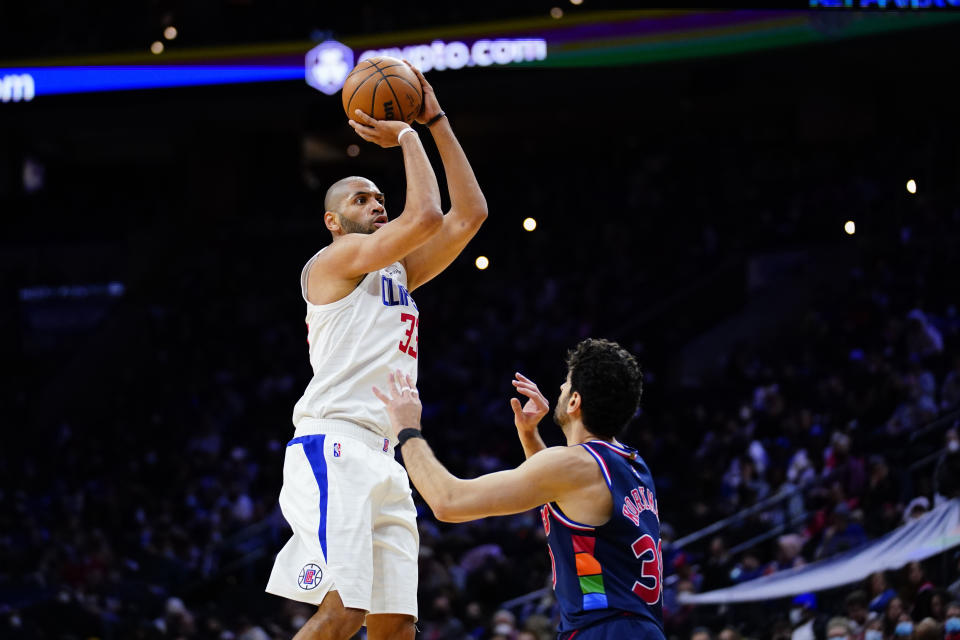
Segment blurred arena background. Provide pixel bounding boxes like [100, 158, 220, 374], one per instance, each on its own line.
[2, 3, 960, 639]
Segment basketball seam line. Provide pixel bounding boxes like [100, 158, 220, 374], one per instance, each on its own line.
[376, 66, 408, 123]
[382, 75, 423, 111]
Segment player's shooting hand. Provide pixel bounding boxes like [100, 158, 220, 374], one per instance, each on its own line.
[510, 373, 549, 434]
[402, 60, 442, 125]
[348, 110, 415, 148]
[373, 370, 423, 440]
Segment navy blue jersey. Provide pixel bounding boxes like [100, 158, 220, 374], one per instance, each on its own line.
[540, 440, 665, 637]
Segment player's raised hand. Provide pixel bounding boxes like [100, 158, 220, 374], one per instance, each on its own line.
[349, 110, 417, 148]
[510, 373, 549, 434]
[373, 370, 423, 440]
[402, 60, 443, 125]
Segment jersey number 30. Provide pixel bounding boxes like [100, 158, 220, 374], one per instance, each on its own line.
[399, 313, 419, 359]
[631, 534, 662, 605]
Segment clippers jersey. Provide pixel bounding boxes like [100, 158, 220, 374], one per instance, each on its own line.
[291, 249, 419, 441]
[541, 441, 665, 638]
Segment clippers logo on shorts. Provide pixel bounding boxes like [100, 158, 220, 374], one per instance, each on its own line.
[333, 442, 341, 458]
[382, 438, 389, 452]
[298, 563, 323, 590]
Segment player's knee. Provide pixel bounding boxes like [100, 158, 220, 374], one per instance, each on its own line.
[302, 593, 365, 638]
[366, 614, 416, 640]
[302, 608, 364, 639]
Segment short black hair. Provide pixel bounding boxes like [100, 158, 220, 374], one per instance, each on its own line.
[566, 338, 643, 438]
[844, 590, 868, 609]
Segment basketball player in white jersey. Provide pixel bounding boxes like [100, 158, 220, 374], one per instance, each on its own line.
[266, 62, 487, 640]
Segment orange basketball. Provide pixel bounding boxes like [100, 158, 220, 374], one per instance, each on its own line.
[341, 56, 423, 124]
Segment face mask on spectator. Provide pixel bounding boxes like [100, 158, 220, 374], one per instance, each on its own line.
[894, 621, 913, 636]
[864, 630, 883, 640]
[946, 617, 960, 632]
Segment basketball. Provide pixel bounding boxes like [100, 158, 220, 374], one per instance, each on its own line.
[341, 56, 423, 125]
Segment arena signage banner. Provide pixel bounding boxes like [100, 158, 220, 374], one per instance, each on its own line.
[305, 38, 548, 96]
[2, 10, 959, 101]
[678, 498, 960, 604]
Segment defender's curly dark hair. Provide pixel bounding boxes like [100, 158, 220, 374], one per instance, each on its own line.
[566, 338, 643, 438]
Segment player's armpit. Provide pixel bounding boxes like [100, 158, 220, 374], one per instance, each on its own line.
[430, 446, 592, 523]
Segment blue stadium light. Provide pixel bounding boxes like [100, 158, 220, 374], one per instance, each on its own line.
[0, 65, 305, 100]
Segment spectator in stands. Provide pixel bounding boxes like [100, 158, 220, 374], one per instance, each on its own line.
[787, 449, 816, 488]
[790, 593, 818, 640]
[690, 627, 714, 640]
[901, 561, 935, 609]
[815, 502, 867, 559]
[823, 432, 866, 501]
[905, 309, 943, 360]
[945, 601, 960, 640]
[717, 626, 742, 640]
[893, 613, 913, 637]
[729, 552, 764, 584]
[867, 572, 898, 614]
[862, 613, 883, 640]
[843, 590, 869, 639]
[701, 537, 733, 592]
[884, 597, 906, 637]
[913, 617, 941, 640]
[886, 364, 938, 436]
[825, 616, 852, 639]
[913, 588, 946, 622]
[490, 609, 518, 638]
[861, 456, 900, 536]
[767, 534, 805, 575]
[902, 497, 931, 524]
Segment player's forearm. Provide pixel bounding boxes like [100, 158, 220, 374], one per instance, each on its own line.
[518, 430, 547, 459]
[428, 119, 488, 223]
[399, 437, 465, 521]
[399, 132, 443, 223]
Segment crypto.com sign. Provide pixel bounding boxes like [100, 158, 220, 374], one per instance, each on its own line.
[306, 37, 547, 96]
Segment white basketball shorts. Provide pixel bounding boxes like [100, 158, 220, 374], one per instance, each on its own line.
[265, 420, 419, 618]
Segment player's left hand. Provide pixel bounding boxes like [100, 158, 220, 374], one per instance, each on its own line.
[511, 373, 550, 434]
[403, 60, 443, 125]
[373, 370, 423, 440]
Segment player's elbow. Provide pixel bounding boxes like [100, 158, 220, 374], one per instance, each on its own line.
[430, 487, 467, 522]
[433, 506, 473, 523]
[473, 200, 489, 223]
[414, 205, 444, 228]
[468, 204, 488, 230]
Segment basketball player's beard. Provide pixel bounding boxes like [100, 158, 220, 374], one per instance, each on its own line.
[553, 404, 569, 430]
[338, 215, 375, 235]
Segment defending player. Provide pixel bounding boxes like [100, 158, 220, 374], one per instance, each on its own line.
[265, 62, 487, 640]
[374, 339, 666, 640]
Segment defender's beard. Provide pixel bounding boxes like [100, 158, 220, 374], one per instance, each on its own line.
[553, 403, 569, 429]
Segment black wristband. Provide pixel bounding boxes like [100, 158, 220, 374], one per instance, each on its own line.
[397, 428, 425, 448]
[425, 111, 446, 127]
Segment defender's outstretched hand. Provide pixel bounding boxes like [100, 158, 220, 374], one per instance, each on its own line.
[349, 110, 416, 148]
[510, 373, 549, 434]
[373, 370, 423, 440]
[403, 60, 443, 125]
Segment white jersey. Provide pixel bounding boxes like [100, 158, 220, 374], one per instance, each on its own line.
[292, 249, 420, 440]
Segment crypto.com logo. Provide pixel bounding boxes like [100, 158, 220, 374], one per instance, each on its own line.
[305, 40, 354, 96]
